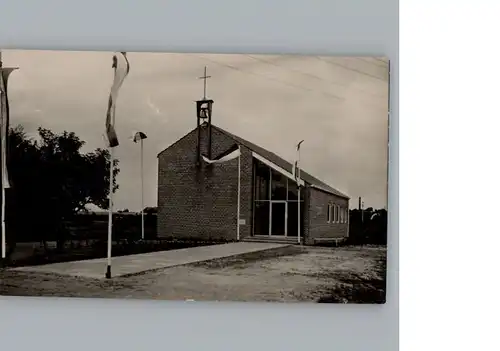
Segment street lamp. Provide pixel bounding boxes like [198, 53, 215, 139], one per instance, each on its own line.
[132, 131, 147, 240]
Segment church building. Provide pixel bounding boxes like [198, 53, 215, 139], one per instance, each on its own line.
[156, 77, 350, 245]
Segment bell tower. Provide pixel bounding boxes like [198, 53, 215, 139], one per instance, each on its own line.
[196, 66, 214, 167]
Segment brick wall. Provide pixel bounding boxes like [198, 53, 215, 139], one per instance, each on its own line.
[157, 125, 253, 241]
[305, 187, 349, 244]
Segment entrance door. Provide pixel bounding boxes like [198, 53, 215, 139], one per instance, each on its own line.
[270, 201, 287, 236]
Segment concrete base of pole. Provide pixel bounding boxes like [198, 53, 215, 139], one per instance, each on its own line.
[105, 265, 111, 279]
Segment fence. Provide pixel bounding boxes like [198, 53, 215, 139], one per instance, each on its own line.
[7, 212, 157, 243]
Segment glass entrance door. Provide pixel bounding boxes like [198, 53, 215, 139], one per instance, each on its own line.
[270, 201, 287, 236]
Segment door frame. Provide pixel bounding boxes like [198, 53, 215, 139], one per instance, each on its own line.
[269, 200, 288, 237]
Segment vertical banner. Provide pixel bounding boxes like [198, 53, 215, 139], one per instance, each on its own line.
[0, 67, 16, 189]
[105, 52, 130, 148]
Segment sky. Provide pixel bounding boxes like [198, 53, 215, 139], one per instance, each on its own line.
[2, 50, 389, 211]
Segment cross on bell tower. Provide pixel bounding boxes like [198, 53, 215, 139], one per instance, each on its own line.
[199, 66, 211, 100]
[196, 66, 214, 167]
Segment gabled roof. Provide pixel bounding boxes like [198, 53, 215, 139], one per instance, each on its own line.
[157, 123, 349, 199]
[211, 125, 349, 199]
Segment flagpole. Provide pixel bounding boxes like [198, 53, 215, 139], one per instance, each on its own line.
[140, 137, 145, 241]
[104, 52, 130, 278]
[0, 51, 3, 261]
[236, 148, 241, 241]
[0, 91, 4, 261]
[106, 147, 114, 279]
[297, 147, 301, 245]
[1, 183, 5, 260]
[0, 51, 4, 261]
[0, 55, 18, 264]
[296, 140, 304, 244]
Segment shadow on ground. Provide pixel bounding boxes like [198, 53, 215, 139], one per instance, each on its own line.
[189, 245, 305, 269]
[316, 255, 387, 304]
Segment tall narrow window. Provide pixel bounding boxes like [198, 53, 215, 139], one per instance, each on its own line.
[336, 205, 340, 223]
[254, 159, 270, 201]
[340, 207, 344, 223]
[270, 169, 287, 200]
[327, 204, 331, 223]
[333, 204, 337, 223]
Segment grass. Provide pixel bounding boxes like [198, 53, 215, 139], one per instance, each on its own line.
[316, 254, 387, 304]
[190, 245, 305, 269]
[192, 244, 387, 304]
[1, 245, 387, 303]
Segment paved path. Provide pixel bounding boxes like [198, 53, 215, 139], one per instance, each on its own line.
[9, 242, 290, 279]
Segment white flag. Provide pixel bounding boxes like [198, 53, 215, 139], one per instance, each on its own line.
[292, 161, 297, 182]
[292, 140, 304, 185]
[105, 52, 130, 148]
[0, 67, 16, 189]
[202, 144, 240, 164]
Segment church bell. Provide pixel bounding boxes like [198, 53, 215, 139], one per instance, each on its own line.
[196, 99, 214, 166]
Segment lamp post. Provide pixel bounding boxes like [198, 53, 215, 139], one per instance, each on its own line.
[132, 131, 147, 240]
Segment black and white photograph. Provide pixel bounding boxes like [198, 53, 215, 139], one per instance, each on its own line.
[0, 50, 389, 304]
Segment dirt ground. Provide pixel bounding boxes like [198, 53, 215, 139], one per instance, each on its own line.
[0, 246, 386, 303]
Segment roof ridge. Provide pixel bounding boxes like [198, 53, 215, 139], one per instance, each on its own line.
[211, 124, 349, 199]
